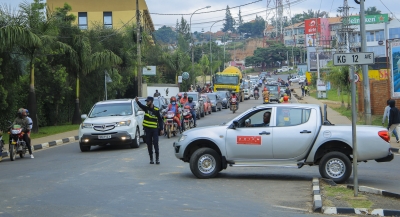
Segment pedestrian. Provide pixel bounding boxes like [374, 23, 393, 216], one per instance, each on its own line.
[301, 84, 305, 97]
[153, 90, 161, 97]
[304, 84, 309, 96]
[135, 96, 164, 164]
[388, 100, 400, 143]
[383, 99, 399, 141]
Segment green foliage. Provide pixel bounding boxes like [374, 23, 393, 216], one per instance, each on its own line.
[222, 6, 235, 33]
[365, 6, 382, 15]
[238, 16, 265, 37]
[154, 26, 177, 44]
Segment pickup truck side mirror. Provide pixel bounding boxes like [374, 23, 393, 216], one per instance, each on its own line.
[81, 114, 88, 119]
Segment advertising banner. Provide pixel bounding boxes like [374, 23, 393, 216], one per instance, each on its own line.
[305, 18, 330, 46]
[391, 41, 400, 97]
[349, 14, 389, 25]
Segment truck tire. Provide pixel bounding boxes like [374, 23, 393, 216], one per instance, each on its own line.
[319, 151, 352, 184]
[190, 148, 221, 179]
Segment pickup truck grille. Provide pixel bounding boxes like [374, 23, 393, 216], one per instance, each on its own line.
[93, 123, 116, 132]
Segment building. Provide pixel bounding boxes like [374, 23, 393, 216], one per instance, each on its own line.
[46, 0, 155, 41]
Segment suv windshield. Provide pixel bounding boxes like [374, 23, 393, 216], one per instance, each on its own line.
[89, 103, 132, 118]
[216, 92, 227, 99]
[266, 85, 278, 91]
[215, 75, 239, 85]
[187, 94, 198, 101]
[139, 99, 161, 108]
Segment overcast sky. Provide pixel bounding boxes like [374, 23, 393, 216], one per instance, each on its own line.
[1, 0, 399, 31]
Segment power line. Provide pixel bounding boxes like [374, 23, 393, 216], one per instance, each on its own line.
[379, 0, 400, 22]
[149, 0, 262, 15]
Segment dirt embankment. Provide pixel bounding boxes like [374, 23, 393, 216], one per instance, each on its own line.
[228, 38, 264, 61]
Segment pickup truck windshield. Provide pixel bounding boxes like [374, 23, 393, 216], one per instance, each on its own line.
[266, 86, 278, 91]
[215, 75, 239, 85]
[89, 103, 132, 117]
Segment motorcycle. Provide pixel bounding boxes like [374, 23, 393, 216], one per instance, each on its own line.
[182, 106, 194, 130]
[164, 111, 179, 138]
[230, 97, 238, 113]
[254, 90, 259, 100]
[263, 94, 270, 104]
[8, 124, 28, 161]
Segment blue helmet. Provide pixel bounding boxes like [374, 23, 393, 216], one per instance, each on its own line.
[25, 109, 29, 116]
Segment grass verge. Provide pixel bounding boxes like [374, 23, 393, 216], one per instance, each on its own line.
[323, 184, 373, 209]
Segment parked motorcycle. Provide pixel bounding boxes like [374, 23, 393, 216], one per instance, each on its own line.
[164, 111, 179, 138]
[182, 106, 194, 130]
[230, 98, 238, 113]
[8, 124, 28, 161]
[254, 90, 259, 100]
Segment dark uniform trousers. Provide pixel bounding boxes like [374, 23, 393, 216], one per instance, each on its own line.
[145, 128, 159, 155]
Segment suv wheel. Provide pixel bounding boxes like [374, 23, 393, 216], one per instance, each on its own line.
[190, 148, 221, 179]
[319, 151, 352, 184]
[130, 129, 140, 148]
[79, 143, 91, 152]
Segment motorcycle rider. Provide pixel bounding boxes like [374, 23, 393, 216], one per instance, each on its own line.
[253, 86, 260, 98]
[229, 92, 239, 109]
[166, 96, 182, 133]
[25, 109, 33, 138]
[180, 92, 189, 105]
[262, 87, 269, 100]
[11, 108, 34, 159]
[184, 96, 197, 127]
[282, 95, 290, 104]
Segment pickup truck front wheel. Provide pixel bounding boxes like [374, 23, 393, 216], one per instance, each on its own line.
[319, 151, 352, 184]
[190, 148, 221, 179]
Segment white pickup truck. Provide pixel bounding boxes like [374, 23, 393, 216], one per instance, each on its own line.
[173, 104, 393, 183]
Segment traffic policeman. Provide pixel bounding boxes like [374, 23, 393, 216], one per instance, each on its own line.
[135, 96, 164, 164]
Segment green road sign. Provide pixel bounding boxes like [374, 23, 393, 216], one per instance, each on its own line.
[349, 14, 389, 25]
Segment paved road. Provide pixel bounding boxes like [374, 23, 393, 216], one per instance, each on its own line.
[0, 89, 398, 217]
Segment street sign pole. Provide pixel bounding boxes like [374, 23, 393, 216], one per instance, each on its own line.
[350, 65, 358, 197]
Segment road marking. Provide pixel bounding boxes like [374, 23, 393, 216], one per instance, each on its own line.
[272, 205, 308, 212]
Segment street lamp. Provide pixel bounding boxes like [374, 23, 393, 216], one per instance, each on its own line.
[209, 19, 223, 86]
[190, 6, 211, 88]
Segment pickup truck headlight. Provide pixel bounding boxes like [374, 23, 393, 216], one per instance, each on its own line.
[178, 135, 187, 142]
[81, 123, 92, 129]
[117, 120, 131, 127]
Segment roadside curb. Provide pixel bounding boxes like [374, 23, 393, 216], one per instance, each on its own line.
[313, 178, 400, 216]
[1, 136, 78, 158]
[347, 185, 400, 200]
[312, 178, 322, 212]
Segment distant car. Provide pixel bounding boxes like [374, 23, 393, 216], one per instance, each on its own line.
[79, 99, 145, 152]
[280, 85, 287, 97]
[138, 97, 168, 110]
[215, 91, 231, 109]
[265, 78, 275, 85]
[265, 84, 281, 103]
[200, 94, 212, 115]
[244, 89, 250, 100]
[176, 92, 204, 119]
[206, 93, 223, 112]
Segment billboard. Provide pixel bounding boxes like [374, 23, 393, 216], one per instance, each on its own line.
[391, 41, 400, 97]
[305, 18, 330, 47]
[143, 66, 156, 76]
[349, 14, 389, 25]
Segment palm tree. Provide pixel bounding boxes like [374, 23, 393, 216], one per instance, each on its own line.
[67, 34, 122, 124]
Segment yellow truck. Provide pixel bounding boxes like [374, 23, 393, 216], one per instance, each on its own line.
[213, 66, 244, 102]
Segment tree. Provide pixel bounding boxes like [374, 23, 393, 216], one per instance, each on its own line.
[154, 25, 177, 44]
[237, 7, 243, 26]
[365, 6, 382, 15]
[222, 5, 235, 33]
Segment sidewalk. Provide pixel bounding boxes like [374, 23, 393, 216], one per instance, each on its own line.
[1, 130, 79, 157]
[291, 85, 400, 152]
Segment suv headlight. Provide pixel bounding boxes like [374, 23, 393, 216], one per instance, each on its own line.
[81, 123, 92, 129]
[178, 134, 187, 142]
[117, 120, 131, 127]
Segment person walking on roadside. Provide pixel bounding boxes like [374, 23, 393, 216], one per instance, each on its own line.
[25, 109, 33, 138]
[383, 99, 399, 141]
[301, 84, 305, 97]
[304, 84, 309, 96]
[153, 90, 161, 97]
[135, 96, 164, 164]
[388, 100, 400, 143]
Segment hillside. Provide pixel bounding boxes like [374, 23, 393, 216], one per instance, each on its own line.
[226, 38, 264, 61]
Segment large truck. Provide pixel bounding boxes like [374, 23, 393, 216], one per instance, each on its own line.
[213, 66, 244, 102]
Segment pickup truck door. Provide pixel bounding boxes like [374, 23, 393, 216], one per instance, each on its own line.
[225, 109, 274, 160]
[272, 107, 318, 159]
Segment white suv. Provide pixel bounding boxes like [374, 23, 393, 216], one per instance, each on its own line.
[79, 99, 145, 152]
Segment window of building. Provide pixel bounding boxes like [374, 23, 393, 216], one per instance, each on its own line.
[389, 27, 400, 39]
[367, 31, 374, 42]
[298, 29, 304, 34]
[375, 30, 384, 41]
[103, 12, 112, 29]
[78, 12, 88, 30]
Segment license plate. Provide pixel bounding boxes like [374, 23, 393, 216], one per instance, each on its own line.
[98, 135, 111, 139]
[270, 94, 274, 97]
[11, 141, 16, 145]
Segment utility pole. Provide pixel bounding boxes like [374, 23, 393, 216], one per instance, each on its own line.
[136, 0, 142, 97]
[360, 0, 371, 124]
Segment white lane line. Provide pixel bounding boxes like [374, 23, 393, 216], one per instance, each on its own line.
[272, 205, 308, 212]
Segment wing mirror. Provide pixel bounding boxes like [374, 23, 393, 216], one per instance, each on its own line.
[137, 111, 145, 116]
[232, 120, 239, 129]
[81, 114, 88, 119]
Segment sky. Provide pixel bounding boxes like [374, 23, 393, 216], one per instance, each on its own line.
[1, 0, 399, 31]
